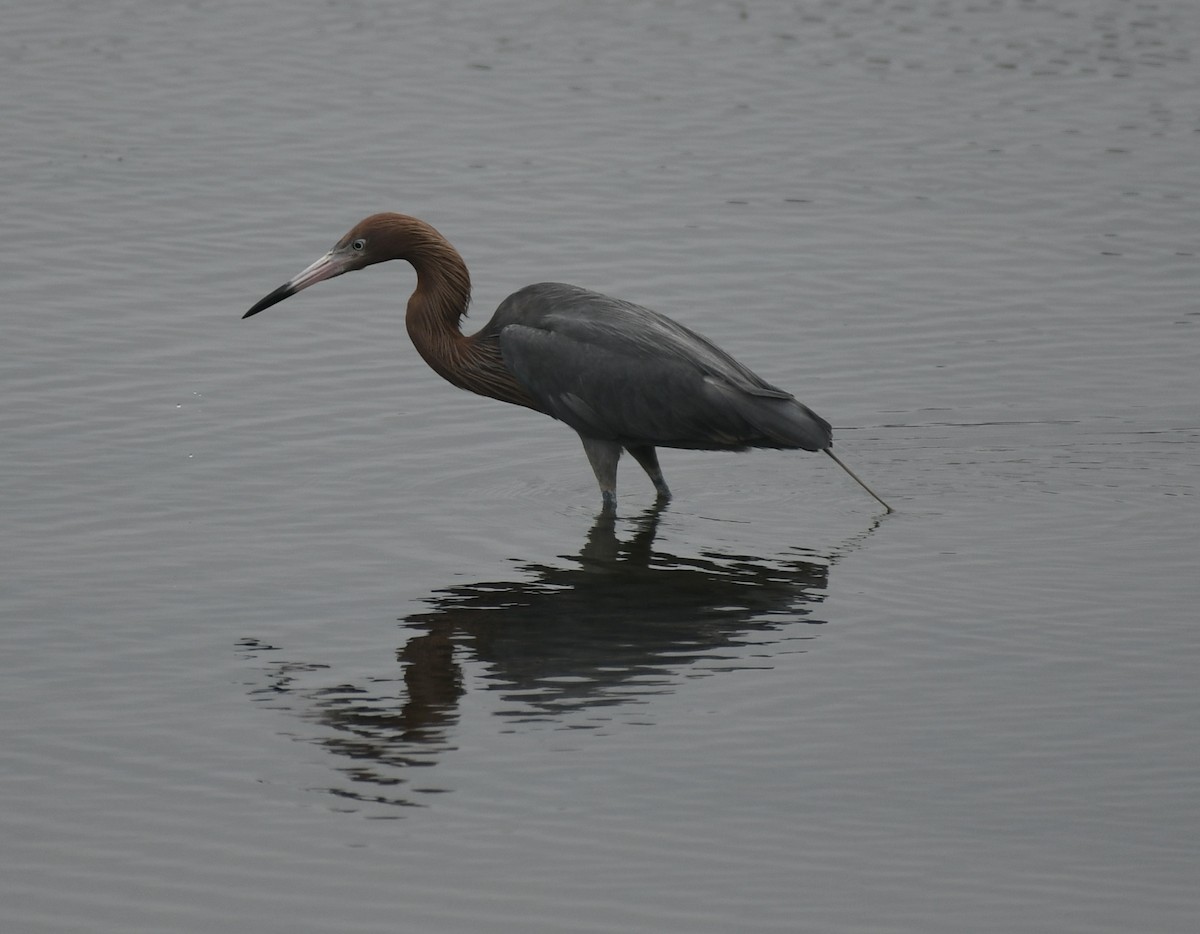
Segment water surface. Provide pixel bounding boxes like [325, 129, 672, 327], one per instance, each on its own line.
[3, 1, 1198, 932]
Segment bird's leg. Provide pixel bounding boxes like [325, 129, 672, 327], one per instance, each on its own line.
[579, 436, 622, 509]
[625, 444, 672, 501]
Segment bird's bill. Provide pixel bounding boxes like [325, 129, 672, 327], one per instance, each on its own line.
[243, 250, 350, 318]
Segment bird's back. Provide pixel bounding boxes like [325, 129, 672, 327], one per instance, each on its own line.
[487, 283, 832, 452]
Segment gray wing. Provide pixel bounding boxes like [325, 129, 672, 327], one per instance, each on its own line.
[491, 283, 832, 452]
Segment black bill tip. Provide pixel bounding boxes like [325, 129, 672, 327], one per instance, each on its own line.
[243, 283, 295, 319]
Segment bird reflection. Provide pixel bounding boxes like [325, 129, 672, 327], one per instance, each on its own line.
[241, 505, 835, 810]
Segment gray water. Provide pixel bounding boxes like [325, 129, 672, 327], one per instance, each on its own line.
[3, 1, 1198, 931]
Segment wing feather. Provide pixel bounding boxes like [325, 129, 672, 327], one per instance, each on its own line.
[492, 283, 831, 451]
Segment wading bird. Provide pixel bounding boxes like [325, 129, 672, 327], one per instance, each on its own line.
[243, 213, 891, 513]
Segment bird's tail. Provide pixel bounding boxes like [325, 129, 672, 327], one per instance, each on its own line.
[708, 383, 832, 452]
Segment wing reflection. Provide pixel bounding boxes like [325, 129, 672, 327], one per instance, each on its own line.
[241, 505, 835, 811]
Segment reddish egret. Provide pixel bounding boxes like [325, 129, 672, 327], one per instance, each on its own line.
[243, 213, 892, 513]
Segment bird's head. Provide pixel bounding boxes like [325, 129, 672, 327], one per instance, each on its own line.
[242, 214, 402, 319]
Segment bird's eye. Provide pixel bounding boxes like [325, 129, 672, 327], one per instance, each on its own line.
[351, 238, 366, 252]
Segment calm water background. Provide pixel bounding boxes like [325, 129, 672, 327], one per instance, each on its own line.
[3, 0, 1197, 931]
